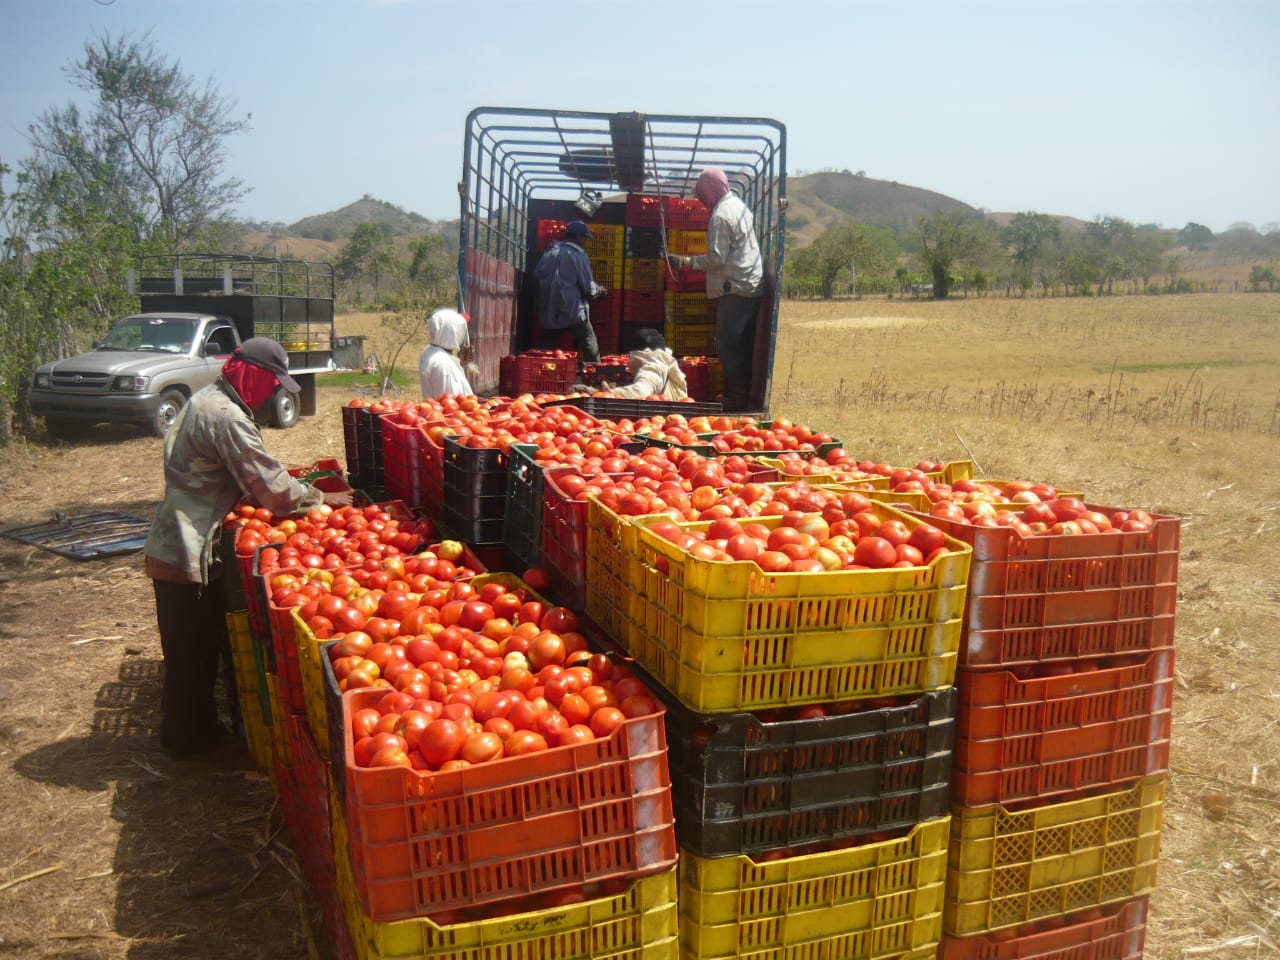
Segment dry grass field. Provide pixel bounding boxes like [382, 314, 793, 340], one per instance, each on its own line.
[0, 291, 1276, 958]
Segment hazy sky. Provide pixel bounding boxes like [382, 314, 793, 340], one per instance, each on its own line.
[2, 0, 1275, 233]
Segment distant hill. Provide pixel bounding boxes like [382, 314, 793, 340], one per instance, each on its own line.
[245, 176, 1113, 260]
[786, 171, 975, 243]
[289, 196, 449, 243]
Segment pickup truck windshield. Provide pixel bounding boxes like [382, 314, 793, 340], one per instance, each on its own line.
[98, 317, 199, 354]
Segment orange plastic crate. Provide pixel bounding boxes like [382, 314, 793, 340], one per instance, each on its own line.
[950, 649, 1173, 808]
[912, 507, 1180, 669]
[339, 686, 677, 922]
[938, 897, 1148, 960]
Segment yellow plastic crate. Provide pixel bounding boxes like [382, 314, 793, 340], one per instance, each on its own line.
[226, 612, 273, 774]
[944, 775, 1165, 936]
[680, 818, 949, 960]
[590, 255, 624, 288]
[266, 671, 291, 771]
[584, 224, 624, 259]
[332, 787, 679, 960]
[585, 495, 638, 647]
[668, 228, 707, 256]
[619, 508, 969, 712]
[294, 607, 332, 758]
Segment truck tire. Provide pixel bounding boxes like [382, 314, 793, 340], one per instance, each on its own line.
[271, 387, 300, 429]
[152, 389, 187, 438]
[45, 417, 91, 441]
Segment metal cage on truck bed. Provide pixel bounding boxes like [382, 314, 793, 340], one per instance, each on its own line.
[458, 107, 786, 411]
[131, 253, 338, 371]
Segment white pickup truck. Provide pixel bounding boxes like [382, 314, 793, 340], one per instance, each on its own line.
[29, 254, 362, 439]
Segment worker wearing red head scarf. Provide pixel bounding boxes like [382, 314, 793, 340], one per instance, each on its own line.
[670, 167, 764, 411]
[143, 337, 351, 759]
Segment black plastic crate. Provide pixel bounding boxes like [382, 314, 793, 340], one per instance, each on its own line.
[442, 435, 508, 474]
[440, 506, 506, 546]
[342, 405, 363, 478]
[502, 444, 544, 573]
[544, 396, 723, 419]
[578, 638, 959, 858]
[624, 225, 665, 258]
[665, 686, 957, 857]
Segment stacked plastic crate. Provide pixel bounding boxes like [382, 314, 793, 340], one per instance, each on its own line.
[588, 498, 974, 960]
[318, 572, 681, 960]
[664, 212, 718, 362]
[616, 195, 663, 343]
[930, 504, 1179, 958]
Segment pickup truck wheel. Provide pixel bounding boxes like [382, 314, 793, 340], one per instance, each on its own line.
[271, 387, 300, 429]
[46, 417, 91, 441]
[152, 389, 186, 438]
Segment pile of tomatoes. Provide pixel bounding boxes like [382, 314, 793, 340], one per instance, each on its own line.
[928, 496, 1158, 537]
[267, 574, 660, 773]
[226, 502, 434, 571]
[643, 494, 952, 572]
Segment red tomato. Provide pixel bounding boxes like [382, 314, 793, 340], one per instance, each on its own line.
[589, 707, 626, 738]
[557, 724, 596, 747]
[419, 719, 467, 767]
[504, 730, 550, 757]
[853, 537, 897, 569]
[528, 631, 567, 671]
[460, 731, 505, 764]
[351, 707, 381, 740]
[540, 606, 579, 634]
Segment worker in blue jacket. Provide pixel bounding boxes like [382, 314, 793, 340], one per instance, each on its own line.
[533, 220, 605, 363]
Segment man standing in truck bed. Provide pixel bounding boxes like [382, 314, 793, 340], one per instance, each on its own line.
[668, 167, 763, 411]
[533, 220, 605, 363]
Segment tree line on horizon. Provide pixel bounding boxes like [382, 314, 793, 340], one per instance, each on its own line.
[2, 32, 1277, 433]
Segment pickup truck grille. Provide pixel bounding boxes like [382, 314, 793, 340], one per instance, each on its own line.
[50, 371, 113, 391]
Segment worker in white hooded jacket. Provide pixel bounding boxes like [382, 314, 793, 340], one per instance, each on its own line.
[607, 328, 689, 400]
[418, 308, 475, 398]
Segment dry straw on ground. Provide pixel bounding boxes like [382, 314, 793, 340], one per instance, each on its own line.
[0, 292, 1277, 958]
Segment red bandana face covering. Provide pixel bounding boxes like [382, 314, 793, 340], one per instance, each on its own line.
[221, 357, 280, 411]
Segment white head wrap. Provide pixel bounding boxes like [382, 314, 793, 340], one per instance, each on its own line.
[427, 308, 469, 352]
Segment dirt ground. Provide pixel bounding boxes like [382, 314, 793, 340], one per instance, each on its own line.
[1, 345, 1278, 958]
[0, 401, 347, 959]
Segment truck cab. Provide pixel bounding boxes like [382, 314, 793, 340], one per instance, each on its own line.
[29, 254, 350, 439]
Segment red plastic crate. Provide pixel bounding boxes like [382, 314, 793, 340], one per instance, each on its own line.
[339, 686, 678, 922]
[624, 289, 665, 325]
[502, 351, 579, 395]
[535, 219, 567, 252]
[626, 193, 664, 226]
[539, 466, 604, 611]
[950, 648, 1173, 808]
[938, 898, 1148, 960]
[666, 196, 709, 230]
[909, 507, 1180, 669]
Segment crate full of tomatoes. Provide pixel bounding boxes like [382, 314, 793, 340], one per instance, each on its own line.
[309, 574, 678, 922]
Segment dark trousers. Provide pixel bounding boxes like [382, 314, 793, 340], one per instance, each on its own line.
[539, 319, 601, 363]
[152, 577, 230, 754]
[716, 294, 762, 409]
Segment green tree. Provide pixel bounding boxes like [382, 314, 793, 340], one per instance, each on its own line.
[1247, 264, 1277, 292]
[807, 221, 900, 298]
[407, 233, 454, 302]
[26, 33, 249, 249]
[1000, 212, 1060, 287]
[913, 211, 998, 299]
[1177, 222, 1214, 252]
[337, 223, 396, 303]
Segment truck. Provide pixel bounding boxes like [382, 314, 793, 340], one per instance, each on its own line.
[29, 253, 362, 439]
[456, 107, 786, 411]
